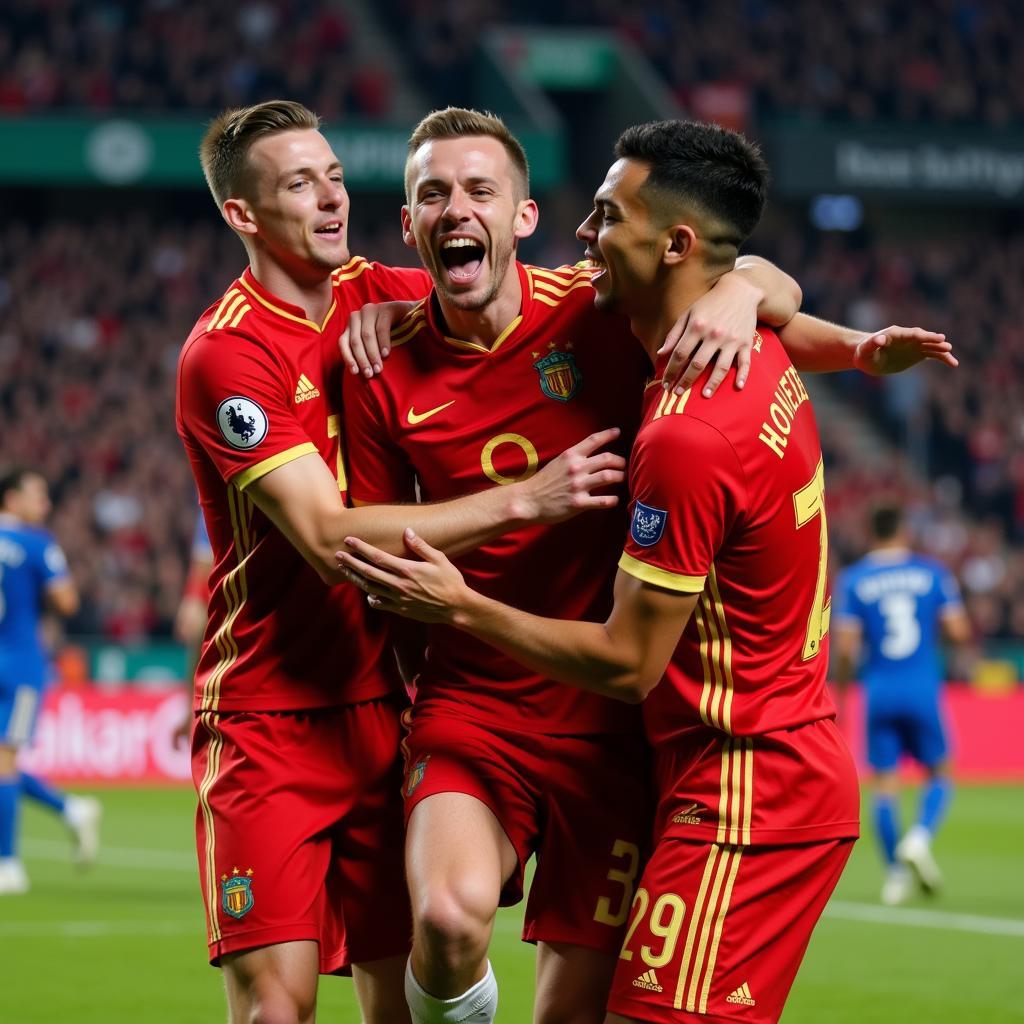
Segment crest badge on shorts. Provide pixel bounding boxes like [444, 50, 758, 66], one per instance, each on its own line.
[216, 396, 269, 450]
[221, 868, 255, 919]
[630, 500, 668, 547]
[406, 756, 430, 797]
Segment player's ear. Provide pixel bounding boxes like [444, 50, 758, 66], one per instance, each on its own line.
[513, 198, 539, 241]
[663, 224, 697, 266]
[401, 206, 416, 249]
[223, 199, 257, 237]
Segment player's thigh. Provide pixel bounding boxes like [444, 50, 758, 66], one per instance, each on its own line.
[526, 730, 653, 955]
[608, 838, 854, 1024]
[535, 941, 619, 1024]
[406, 790, 518, 929]
[402, 712, 529, 915]
[865, 709, 902, 773]
[222, 939, 320, 1024]
[906, 704, 949, 769]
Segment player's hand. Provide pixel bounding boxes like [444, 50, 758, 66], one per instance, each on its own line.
[341, 300, 418, 377]
[659, 272, 763, 398]
[173, 596, 207, 645]
[338, 529, 468, 624]
[853, 327, 957, 375]
[172, 711, 192, 750]
[512, 427, 626, 525]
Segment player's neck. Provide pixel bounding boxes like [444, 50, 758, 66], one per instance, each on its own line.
[435, 270, 523, 350]
[629, 280, 711, 365]
[247, 257, 335, 326]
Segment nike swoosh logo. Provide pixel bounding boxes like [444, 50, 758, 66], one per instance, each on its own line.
[407, 400, 455, 425]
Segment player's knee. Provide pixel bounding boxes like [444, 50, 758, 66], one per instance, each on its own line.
[244, 988, 316, 1024]
[414, 883, 493, 966]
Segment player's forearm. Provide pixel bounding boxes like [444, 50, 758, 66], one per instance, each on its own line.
[776, 313, 863, 372]
[451, 592, 649, 703]
[734, 256, 802, 328]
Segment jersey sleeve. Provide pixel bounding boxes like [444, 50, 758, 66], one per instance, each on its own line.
[342, 371, 417, 504]
[351, 261, 433, 303]
[179, 330, 318, 490]
[619, 417, 746, 593]
[39, 533, 70, 587]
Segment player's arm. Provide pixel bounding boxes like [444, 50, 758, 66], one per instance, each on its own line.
[831, 619, 862, 690]
[661, 255, 802, 396]
[940, 607, 971, 645]
[777, 313, 957, 375]
[45, 578, 79, 619]
[340, 530, 697, 702]
[244, 428, 624, 585]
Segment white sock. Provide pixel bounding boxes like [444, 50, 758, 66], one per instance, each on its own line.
[404, 958, 498, 1024]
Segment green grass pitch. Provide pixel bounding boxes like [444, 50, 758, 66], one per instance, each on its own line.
[4, 784, 1021, 1022]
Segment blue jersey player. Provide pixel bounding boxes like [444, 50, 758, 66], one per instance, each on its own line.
[833, 504, 970, 905]
[0, 467, 100, 894]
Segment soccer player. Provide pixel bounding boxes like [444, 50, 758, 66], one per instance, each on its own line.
[833, 504, 971, 905]
[338, 120, 954, 1023]
[178, 99, 629, 1024]
[340, 108, 901, 1024]
[0, 467, 100, 895]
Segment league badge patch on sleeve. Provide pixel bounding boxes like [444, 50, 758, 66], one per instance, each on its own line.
[221, 867, 255, 919]
[631, 500, 668, 548]
[217, 396, 269, 450]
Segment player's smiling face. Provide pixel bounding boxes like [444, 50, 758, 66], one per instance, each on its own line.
[577, 158, 665, 317]
[240, 129, 350, 276]
[403, 136, 538, 311]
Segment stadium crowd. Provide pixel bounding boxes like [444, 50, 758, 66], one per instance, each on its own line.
[1, 211, 1020, 646]
[4, 1, 1019, 128]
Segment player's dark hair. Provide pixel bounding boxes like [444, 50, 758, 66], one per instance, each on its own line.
[0, 466, 33, 507]
[614, 120, 768, 257]
[871, 504, 904, 541]
[406, 107, 530, 202]
[200, 100, 321, 207]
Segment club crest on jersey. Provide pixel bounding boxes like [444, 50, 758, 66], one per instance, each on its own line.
[221, 868, 255, 919]
[217, 396, 268, 450]
[406, 756, 430, 797]
[631, 500, 668, 547]
[533, 350, 582, 402]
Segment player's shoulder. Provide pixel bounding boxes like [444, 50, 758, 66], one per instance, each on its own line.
[331, 256, 430, 302]
[638, 397, 740, 469]
[523, 262, 597, 310]
[386, 298, 431, 352]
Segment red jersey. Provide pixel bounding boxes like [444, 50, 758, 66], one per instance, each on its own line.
[176, 257, 430, 712]
[620, 326, 859, 844]
[344, 262, 650, 733]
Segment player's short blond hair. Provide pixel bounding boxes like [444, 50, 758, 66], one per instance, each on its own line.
[200, 100, 320, 207]
[405, 107, 530, 202]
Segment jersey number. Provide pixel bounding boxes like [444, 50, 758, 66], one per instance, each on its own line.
[593, 839, 641, 928]
[879, 593, 921, 659]
[326, 415, 348, 492]
[618, 887, 687, 968]
[793, 459, 830, 660]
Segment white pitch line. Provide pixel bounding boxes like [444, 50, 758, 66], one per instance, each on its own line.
[21, 838, 195, 872]
[825, 900, 1024, 937]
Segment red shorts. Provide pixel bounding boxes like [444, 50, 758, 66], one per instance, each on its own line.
[608, 837, 854, 1023]
[402, 709, 654, 954]
[193, 698, 410, 972]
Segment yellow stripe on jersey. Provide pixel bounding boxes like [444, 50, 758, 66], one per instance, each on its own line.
[443, 315, 523, 355]
[707, 567, 735, 733]
[674, 844, 743, 1012]
[197, 712, 224, 943]
[653, 387, 692, 420]
[390, 305, 427, 347]
[618, 553, 706, 594]
[238, 277, 336, 333]
[528, 265, 593, 284]
[210, 291, 246, 331]
[232, 442, 318, 491]
[332, 256, 371, 282]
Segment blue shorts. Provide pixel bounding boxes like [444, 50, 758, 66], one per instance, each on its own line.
[866, 702, 947, 771]
[0, 684, 42, 748]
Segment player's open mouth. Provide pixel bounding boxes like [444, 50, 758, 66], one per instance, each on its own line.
[315, 221, 344, 238]
[439, 236, 486, 285]
[584, 252, 607, 283]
